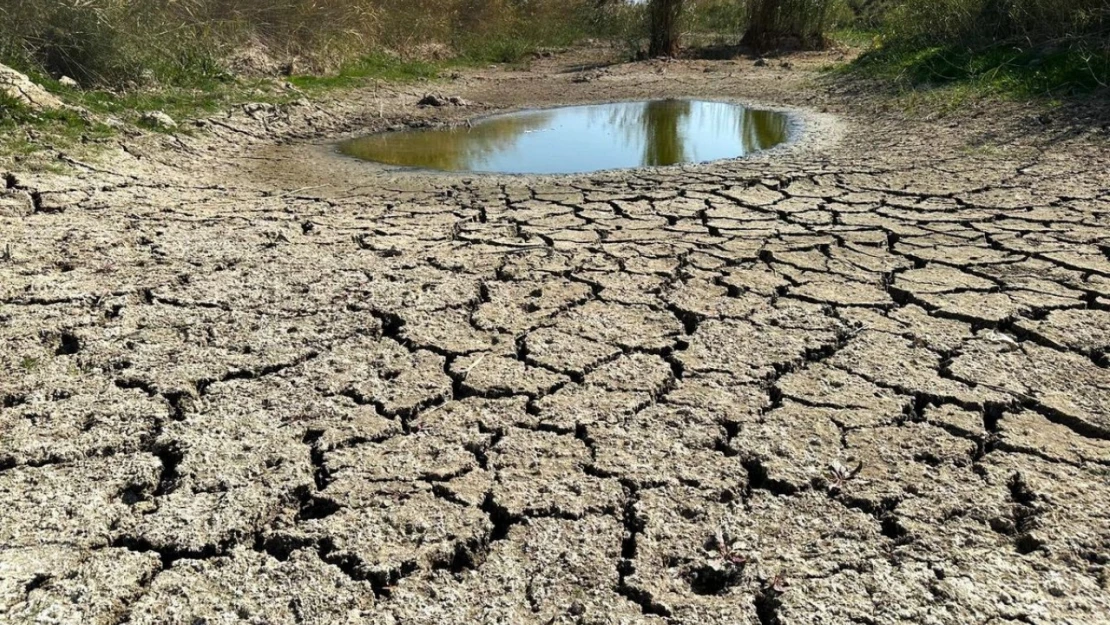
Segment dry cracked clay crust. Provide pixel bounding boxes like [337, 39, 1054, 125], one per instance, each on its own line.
[1, 49, 1110, 625]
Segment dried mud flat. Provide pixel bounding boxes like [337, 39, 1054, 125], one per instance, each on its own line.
[2, 50, 1110, 625]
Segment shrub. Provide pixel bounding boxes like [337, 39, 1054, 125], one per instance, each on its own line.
[859, 0, 1110, 95]
[687, 0, 751, 41]
[742, 0, 848, 50]
[884, 0, 1109, 46]
[1, 1, 149, 86]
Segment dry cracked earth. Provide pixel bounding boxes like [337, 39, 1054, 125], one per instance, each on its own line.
[2, 51, 1110, 624]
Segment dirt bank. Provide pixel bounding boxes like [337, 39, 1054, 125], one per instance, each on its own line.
[2, 48, 1109, 624]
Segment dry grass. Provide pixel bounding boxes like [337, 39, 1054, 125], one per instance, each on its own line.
[743, 0, 849, 50]
[0, 0, 603, 88]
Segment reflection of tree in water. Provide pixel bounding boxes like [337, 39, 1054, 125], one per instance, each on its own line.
[641, 99, 691, 166]
[605, 100, 788, 166]
[740, 109, 789, 151]
[596, 100, 689, 167]
[339, 110, 555, 171]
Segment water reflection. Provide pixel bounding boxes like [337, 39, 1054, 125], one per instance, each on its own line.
[641, 99, 690, 166]
[339, 99, 790, 174]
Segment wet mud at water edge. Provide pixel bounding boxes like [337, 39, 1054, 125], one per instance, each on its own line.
[338, 99, 790, 174]
[2, 48, 1110, 625]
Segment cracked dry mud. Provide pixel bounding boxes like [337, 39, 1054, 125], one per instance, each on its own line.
[2, 51, 1110, 625]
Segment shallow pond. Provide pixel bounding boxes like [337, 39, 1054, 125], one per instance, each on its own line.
[338, 99, 790, 175]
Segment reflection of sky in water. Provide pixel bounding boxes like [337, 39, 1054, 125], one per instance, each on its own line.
[339, 100, 789, 175]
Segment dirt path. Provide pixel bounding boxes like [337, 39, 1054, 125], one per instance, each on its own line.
[2, 49, 1110, 624]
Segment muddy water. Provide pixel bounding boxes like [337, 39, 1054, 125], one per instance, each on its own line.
[338, 99, 790, 174]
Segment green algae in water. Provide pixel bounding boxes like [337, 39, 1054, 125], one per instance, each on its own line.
[338, 99, 790, 175]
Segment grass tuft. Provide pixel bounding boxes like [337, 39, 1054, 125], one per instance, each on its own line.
[1, 90, 114, 155]
[852, 42, 1109, 97]
[287, 54, 441, 90]
[834, 0, 1108, 101]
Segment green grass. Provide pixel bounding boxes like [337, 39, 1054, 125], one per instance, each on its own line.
[834, 38, 1109, 111]
[457, 34, 540, 65]
[855, 43, 1108, 96]
[287, 26, 592, 93]
[2, 48, 473, 164]
[0, 1, 609, 166]
[287, 32, 572, 92]
[1, 91, 115, 154]
[288, 53, 442, 90]
[2, 68, 294, 159]
[452, 20, 588, 67]
[77, 80, 278, 119]
[830, 27, 882, 49]
[1, 44, 530, 163]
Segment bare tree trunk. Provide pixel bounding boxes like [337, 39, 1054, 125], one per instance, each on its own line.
[648, 0, 684, 57]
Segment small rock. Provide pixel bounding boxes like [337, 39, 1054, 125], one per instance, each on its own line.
[417, 94, 448, 107]
[418, 93, 468, 107]
[754, 58, 769, 67]
[243, 102, 277, 119]
[138, 111, 177, 131]
[572, 71, 606, 84]
[981, 330, 1021, 352]
[58, 76, 79, 88]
